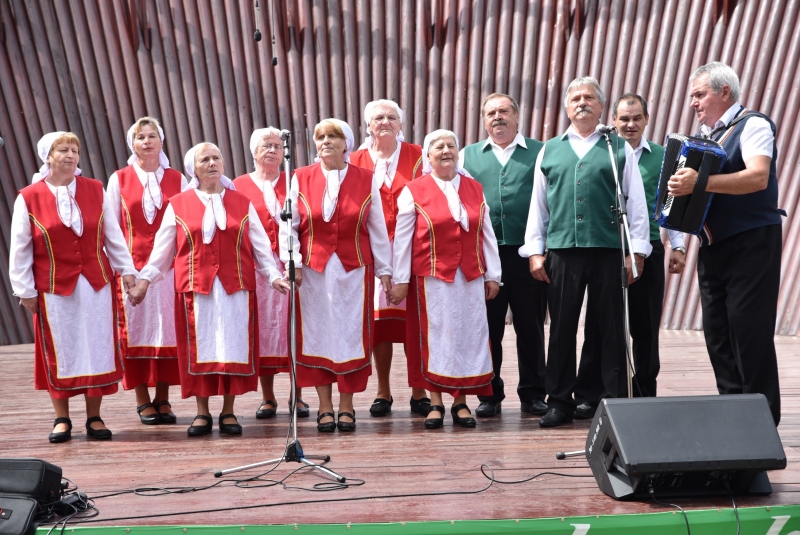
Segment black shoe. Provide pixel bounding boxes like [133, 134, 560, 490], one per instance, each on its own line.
[451, 404, 477, 428]
[256, 400, 277, 419]
[424, 405, 445, 429]
[317, 411, 336, 432]
[521, 399, 548, 416]
[369, 397, 393, 416]
[410, 396, 432, 416]
[188, 415, 213, 437]
[137, 402, 161, 425]
[85, 417, 112, 440]
[574, 403, 597, 420]
[49, 417, 72, 443]
[539, 407, 573, 428]
[337, 411, 356, 432]
[292, 399, 311, 418]
[475, 400, 501, 417]
[219, 413, 242, 435]
[154, 400, 177, 424]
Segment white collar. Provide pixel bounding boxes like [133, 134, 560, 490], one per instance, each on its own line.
[482, 132, 527, 151]
[563, 124, 602, 142]
[430, 173, 461, 190]
[700, 102, 742, 135]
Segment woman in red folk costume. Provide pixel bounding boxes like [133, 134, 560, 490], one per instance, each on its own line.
[389, 129, 502, 429]
[281, 118, 392, 432]
[129, 143, 289, 437]
[349, 100, 431, 418]
[233, 128, 307, 420]
[106, 117, 189, 426]
[9, 132, 138, 442]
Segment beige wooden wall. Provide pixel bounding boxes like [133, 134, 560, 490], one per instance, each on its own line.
[1, 0, 799, 344]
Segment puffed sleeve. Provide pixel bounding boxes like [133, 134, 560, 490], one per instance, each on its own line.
[102, 190, 138, 276]
[391, 187, 415, 285]
[138, 204, 177, 284]
[8, 194, 37, 299]
[248, 203, 284, 284]
[366, 177, 392, 277]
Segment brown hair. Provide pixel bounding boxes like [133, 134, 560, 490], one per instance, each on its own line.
[49, 132, 81, 155]
[313, 119, 346, 140]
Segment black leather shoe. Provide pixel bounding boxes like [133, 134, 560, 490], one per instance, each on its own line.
[475, 400, 501, 417]
[424, 405, 445, 429]
[317, 411, 336, 432]
[369, 397, 393, 416]
[137, 402, 161, 425]
[337, 411, 356, 432]
[256, 400, 277, 419]
[49, 417, 72, 443]
[292, 399, 311, 418]
[410, 396, 432, 415]
[451, 404, 477, 428]
[219, 413, 242, 435]
[574, 403, 597, 420]
[521, 399, 549, 416]
[86, 417, 112, 440]
[539, 407, 573, 428]
[154, 400, 177, 424]
[188, 415, 213, 437]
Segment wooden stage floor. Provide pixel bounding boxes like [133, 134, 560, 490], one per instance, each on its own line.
[1, 328, 799, 527]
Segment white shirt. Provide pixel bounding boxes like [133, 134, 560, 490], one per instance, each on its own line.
[457, 132, 528, 168]
[518, 125, 652, 257]
[632, 138, 685, 250]
[106, 164, 190, 225]
[369, 142, 403, 189]
[9, 179, 138, 299]
[139, 189, 283, 285]
[699, 102, 774, 161]
[392, 174, 502, 284]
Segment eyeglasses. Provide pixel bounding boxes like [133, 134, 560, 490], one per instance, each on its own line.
[258, 143, 283, 152]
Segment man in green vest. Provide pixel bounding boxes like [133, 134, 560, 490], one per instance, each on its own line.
[519, 77, 652, 428]
[459, 93, 548, 418]
[573, 93, 687, 419]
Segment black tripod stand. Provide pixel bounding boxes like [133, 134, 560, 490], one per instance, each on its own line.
[214, 131, 345, 483]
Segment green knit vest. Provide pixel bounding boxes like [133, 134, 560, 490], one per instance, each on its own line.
[541, 135, 626, 249]
[638, 142, 666, 241]
[463, 137, 543, 245]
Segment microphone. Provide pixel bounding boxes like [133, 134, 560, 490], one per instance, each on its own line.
[280, 129, 291, 140]
[595, 124, 617, 135]
[254, 0, 262, 41]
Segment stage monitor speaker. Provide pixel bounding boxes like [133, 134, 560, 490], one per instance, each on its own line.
[0, 459, 62, 504]
[585, 394, 786, 500]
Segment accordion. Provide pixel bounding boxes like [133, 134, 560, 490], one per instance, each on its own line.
[653, 134, 727, 235]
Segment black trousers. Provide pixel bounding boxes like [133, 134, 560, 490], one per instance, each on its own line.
[697, 224, 782, 425]
[479, 245, 547, 404]
[545, 248, 627, 415]
[575, 240, 665, 403]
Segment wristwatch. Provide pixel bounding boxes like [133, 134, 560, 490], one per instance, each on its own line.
[673, 247, 686, 254]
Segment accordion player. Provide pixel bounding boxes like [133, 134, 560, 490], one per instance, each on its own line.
[653, 134, 727, 235]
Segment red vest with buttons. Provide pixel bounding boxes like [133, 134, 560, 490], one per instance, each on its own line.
[19, 177, 113, 296]
[116, 165, 184, 269]
[349, 142, 423, 240]
[169, 189, 256, 295]
[295, 163, 374, 272]
[232, 172, 286, 254]
[406, 174, 487, 283]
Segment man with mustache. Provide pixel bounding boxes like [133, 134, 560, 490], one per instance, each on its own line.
[458, 93, 548, 419]
[573, 94, 687, 418]
[669, 62, 784, 425]
[520, 77, 652, 428]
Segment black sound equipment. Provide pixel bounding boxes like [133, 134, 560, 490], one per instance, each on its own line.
[585, 394, 786, 500]
[0, 495, 38, 535]
[0, 459, 62, 504]
[653, 134, 726, 235]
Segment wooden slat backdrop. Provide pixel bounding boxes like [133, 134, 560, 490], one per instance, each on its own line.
[1, 0, 799, 344]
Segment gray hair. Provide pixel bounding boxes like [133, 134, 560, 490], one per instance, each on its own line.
[563, 77, 606, 108]
[481, 93, 520, 116]
[363, 99, 404, 125]
[689, 61, 740, 102]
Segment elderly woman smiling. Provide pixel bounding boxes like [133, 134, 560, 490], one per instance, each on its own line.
[9, 132, 138, 442]
[280, 118, 392, 432]
[129, 143, 289, 437]
[389, 129, 502, 429]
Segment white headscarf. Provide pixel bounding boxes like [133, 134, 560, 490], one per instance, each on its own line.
[126, 121, 171, 224]
[249, 127, 284, 221]
[357, 99, 405, 150]
[183, 143, 235, 244]
[314, 118, 355, 163]
[126, 121, 170, 168]
[422, 129, 470, 230]
[31, 131, 82, 184]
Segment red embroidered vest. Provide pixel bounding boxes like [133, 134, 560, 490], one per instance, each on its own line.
[349, 142, 423, 240]
[19, 177, 113, 295]
[406, 174, 487, 283]
[295, 163, 374, 272]
[169, 189, 256, 295]
[116, 165, 184, 269]
[232, 172, 286, 254]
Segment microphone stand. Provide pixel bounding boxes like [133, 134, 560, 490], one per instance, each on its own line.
[214, 131, 345, 483]
[556, 127, 638, 461]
